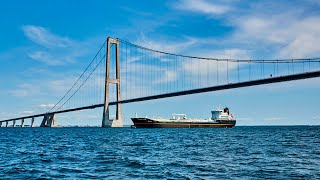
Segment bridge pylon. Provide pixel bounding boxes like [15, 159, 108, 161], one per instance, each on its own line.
[102, 37, 123, 128]
[40, 113, 56, 127]
[31, 117, 35, 127]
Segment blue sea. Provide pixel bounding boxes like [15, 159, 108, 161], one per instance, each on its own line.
[0, 126, 319, 179]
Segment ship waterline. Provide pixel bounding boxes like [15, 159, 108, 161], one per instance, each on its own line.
[131, 118, 236, 128]
[131, 107, 236, 128]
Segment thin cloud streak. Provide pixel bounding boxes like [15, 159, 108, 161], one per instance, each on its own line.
[264, 117, 287, 121]
[22, 25, 72, 48]
[173, 0, 230, 15]
[22, 25, 101, 66]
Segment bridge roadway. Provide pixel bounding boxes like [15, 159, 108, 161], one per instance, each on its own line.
[1, 70, 320, 123]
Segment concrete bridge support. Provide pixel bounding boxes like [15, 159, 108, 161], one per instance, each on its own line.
[102, 37, 123, 128]
[40, 114, 56, 127]
[21, 119, 24, 127]
[6, 121, 8, 127]
[0, 122, 2, 127]
[31, 117, 35, 127]
[13, 120, 16, 127]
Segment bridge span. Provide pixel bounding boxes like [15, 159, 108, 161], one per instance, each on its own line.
[1, 37, 320, 127]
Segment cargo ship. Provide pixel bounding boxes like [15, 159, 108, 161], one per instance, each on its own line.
[131, 107, 236, 128]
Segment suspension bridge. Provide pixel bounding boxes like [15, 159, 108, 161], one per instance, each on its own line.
[1, 37, 320, 127]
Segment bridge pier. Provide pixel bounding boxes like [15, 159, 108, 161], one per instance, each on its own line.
[6, 121, 8, 127]
[12, 120, 16, 127]
[0, 122, 2, 127]
[31, 117, 35, 127]
[21, 118, 24, 127]
[102, 37, 123, 128]
[40, 114, 56, 127]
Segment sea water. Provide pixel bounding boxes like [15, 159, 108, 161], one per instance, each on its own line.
[0, 126, 319, 179]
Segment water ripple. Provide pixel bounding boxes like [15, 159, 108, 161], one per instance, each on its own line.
[0, 126, 319, 178]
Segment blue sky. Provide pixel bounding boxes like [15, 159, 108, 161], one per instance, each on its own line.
[1, 0, 320, 126]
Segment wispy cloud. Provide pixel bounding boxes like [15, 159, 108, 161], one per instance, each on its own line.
[22, 25, 97, 66]
[37, 104, 55, 109]
[22, 25, 72, 48]
[154, 71, 177, 84]
[233, 14, 320, 58]
[237, 117, 254, 121]
[135, 33, 198, 53]
[8, 75, 79, 98]
[9, 83, 39, 97]
[47, 77, 79, 94]
[19, 111, 35, 115]
[190, 48, 250, 60]
[173, 0, 230, 15]
[312, 115, 320, 121]
[0, 111, 35, 120]
[264, 117, 287, 121]
[28, 51, 72, 65]
[171, 1, 320, 59]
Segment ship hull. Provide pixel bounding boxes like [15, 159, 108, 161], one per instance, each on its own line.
[131, 118, 236, 128]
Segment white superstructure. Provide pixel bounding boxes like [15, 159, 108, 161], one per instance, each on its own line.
[211, 107, 234, 121]
[147, 107, 235, 123]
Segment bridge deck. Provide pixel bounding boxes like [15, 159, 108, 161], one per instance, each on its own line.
[1, 70, 320, 122]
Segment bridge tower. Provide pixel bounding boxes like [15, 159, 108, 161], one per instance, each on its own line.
[40, 113, 56, 127]
[102, 37, 123, 127]
[31, 117, 35, 127]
